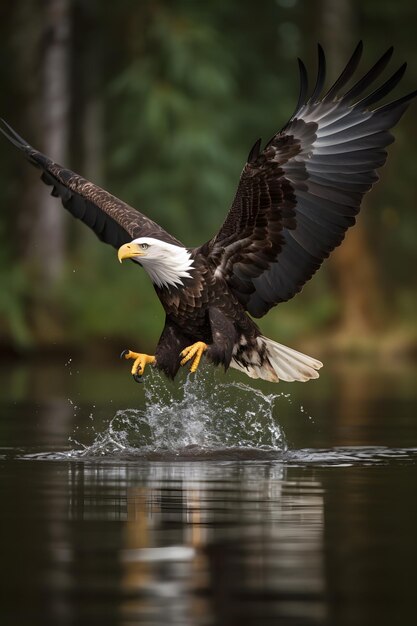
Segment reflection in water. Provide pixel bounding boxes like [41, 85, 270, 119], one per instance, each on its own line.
[68, 463, 326, 625]
[2, 360, 417, 625]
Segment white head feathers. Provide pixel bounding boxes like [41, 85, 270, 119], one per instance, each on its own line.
[130, 237, 194, 288]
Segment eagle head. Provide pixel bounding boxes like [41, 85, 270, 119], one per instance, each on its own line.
[118, 237, 194, 288]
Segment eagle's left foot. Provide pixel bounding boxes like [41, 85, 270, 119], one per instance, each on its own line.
[180, 341, 208, 373]
[120, 349, 156, 383]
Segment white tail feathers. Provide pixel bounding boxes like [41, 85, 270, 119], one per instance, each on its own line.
[230, 335, 323, 383]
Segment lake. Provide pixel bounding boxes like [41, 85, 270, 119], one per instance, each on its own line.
[1, 357, 416, 625]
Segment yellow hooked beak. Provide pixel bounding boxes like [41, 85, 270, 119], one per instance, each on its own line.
[118, 243, 144, 263]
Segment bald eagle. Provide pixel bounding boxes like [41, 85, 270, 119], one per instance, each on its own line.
[2, 43, 415, 383]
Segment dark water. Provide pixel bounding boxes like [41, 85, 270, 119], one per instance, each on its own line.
[1, 358, 417, 626]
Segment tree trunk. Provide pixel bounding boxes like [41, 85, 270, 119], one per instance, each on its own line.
[29, 0, 70, 285]
[320, 0, 384, 336]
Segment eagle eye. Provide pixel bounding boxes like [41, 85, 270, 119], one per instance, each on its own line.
[140, 243, 149, 250]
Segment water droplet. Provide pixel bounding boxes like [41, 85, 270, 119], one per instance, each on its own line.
[68, 368, 289, 459]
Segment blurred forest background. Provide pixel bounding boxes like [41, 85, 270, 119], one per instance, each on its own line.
[0, 0, 416, 360]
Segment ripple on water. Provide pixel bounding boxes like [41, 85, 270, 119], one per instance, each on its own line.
[17, 446, 417, 465]
[7, 368, 417, 466]
[284, 446, 417, 467]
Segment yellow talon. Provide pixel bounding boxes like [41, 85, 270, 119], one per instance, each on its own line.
[121, 349, 156, 382]
[180, 341, 208, 373]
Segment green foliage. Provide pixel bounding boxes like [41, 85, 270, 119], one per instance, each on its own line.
[55, 227, 165, 345]
[0, 0, 416, 351]
[0, 252, 31, 347]
[106, 4, 239, 244]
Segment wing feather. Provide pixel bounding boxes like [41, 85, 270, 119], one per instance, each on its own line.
[203, 46, 416, 317]
[308, 44, 326, 104]
[322, 41, 363, 102]
[293, 58, 309, 115]
[341, 47, 394, 103]
[353, 63, 407, 109]
[0, 119, 181, 249]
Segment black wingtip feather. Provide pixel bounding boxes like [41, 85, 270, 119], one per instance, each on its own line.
[342, 46, 395, 103]
[247, 137, 262, 163]
[292, 58, 308, 116]
[354, 62, 407, 109]
[374, 87, 417, 124]
[323, 40, 363, 101]
[0, 118, 30, 149]
[308, 44, 326, 103]
[380, 87, 417, 111]
[0, 118, 45, 168]
[0, 123, 24, 150]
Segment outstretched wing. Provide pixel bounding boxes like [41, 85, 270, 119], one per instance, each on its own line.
[0, 120, 182, 249]
[205, 43, 416, 318]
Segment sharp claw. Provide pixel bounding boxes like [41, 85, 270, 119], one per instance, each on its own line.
[179, 342, 207, 371]
[180, 352, 193, 366]
[122, 350, 155, 382]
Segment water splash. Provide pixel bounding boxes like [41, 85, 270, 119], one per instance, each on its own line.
[71, 368, 287, 460]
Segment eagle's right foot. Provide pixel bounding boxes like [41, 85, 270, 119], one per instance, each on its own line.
[180, 341, 208, 373]
[120, 349, 156, 383]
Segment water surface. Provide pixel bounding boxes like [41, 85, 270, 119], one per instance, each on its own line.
[0, 358, 416, 625]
